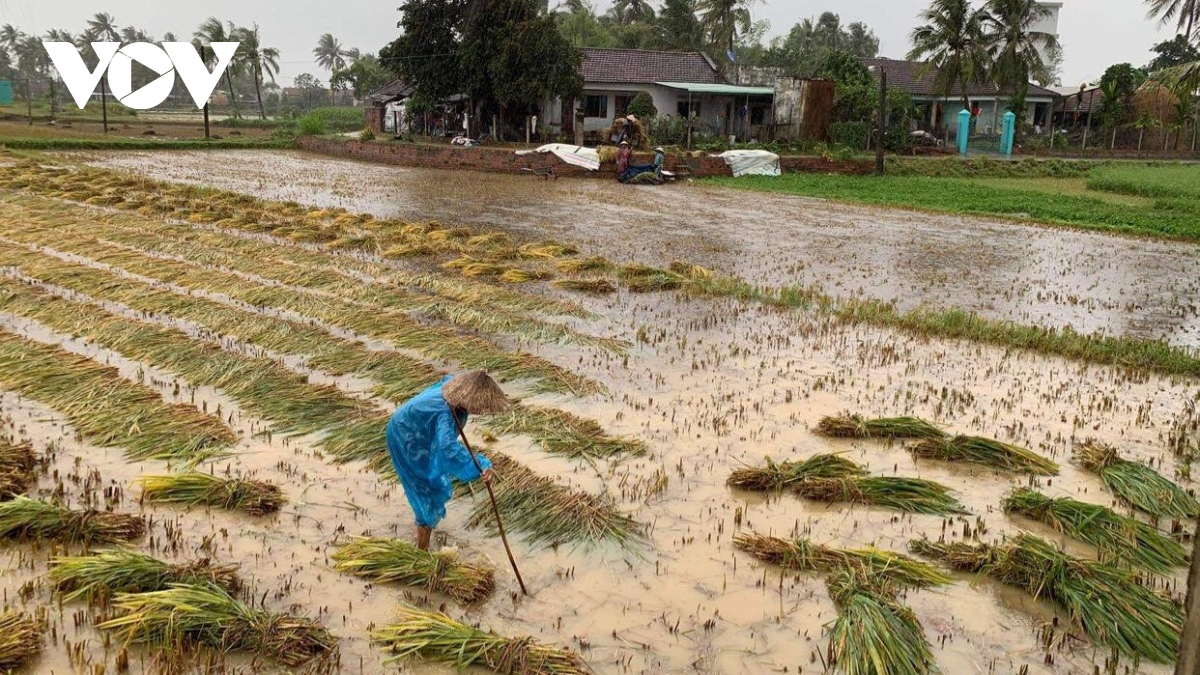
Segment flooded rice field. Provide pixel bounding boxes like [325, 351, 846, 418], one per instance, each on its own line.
[97, 150, 1200, 349]
[0, 152, 1193, 675]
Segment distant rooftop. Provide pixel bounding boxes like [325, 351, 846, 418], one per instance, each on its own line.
[864, 57, 1059, 100]
[581, 48, 724, 86]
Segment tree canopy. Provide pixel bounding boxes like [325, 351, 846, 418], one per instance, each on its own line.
[383, 0, 582, 128]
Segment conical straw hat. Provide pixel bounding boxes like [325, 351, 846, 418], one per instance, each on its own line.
[441, 371, 510, 414]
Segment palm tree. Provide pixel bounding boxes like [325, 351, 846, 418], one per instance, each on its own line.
[87, 12, 120, 41]
[44, 29, 75, 43]
[698, 0, 760, 59]
[0, 24, 23, 52]
[983, 0, 1060, 113]
[233, 23, 280, 119]
[195, 17, 241, 118]
[612, 0, 656, 25]
[120, 26, 153, 44]
[908, 0, 989, 111]
[313, 33, 352, 104]
[1145, 0, 1200, 41]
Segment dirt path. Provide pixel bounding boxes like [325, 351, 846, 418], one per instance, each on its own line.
[94, 149, 1200, 349]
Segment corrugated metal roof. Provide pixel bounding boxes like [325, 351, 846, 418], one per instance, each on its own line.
[655, 82, 775, 96]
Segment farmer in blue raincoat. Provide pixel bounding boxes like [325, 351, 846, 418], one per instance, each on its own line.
[386, 371, 508, 550]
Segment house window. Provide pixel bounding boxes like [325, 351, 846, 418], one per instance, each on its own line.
[615, 94, 634, 117]
[583, 94, 608, 119]
[677, 101, 700, 117]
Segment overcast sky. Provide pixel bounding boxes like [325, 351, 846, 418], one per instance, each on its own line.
[16, 0, 1177, 87]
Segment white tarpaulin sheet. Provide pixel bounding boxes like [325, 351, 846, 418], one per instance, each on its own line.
[515, 144, 601, 171]
[717, 150, 781, 177]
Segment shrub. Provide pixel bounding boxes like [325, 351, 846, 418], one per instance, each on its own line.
[627, 92, 658, 119]
[359, 127, 376, 142]
[297, 112, 325, 136]
[305, 107, 366, 133]
[830, 121, 868, 150]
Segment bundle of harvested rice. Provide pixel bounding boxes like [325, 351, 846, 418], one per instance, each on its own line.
[618, 264, 686, 292]
[1001, 488, 1186, 573]
[518, 242, 579, 259]
[50, 549, 242, 602]
[825, 568, 935, 675]
[331, 537, 494, 604]
[98, 583, 336, 666]
[373, 606, 590, 675]
[793, 476, 968, 515]
[468, 454, 643, 548]
[0, 440, 35, 499]
[137, 472, 283, 516]
[667, 261, 713, 279]
[909, 435, 1059, 475]
[727, 454, 866, 491]
[1075, 441, 1198, 519]
[556, 256, 612, 274]
[733, 533, 950, 588]
[385, 242, 435, 258]
[500, 268, 553, 284]
[0, 611, 41, 671]
[462, 262, 508, 278]
[551, 278, 616, 294]
[0, 497, 145, 544]
[910, 534, 1183, 663]
[481, 406, 647, 460]
[814, 414, 946, 440]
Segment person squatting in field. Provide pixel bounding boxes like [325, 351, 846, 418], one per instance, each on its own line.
[385, 370, 508, 550]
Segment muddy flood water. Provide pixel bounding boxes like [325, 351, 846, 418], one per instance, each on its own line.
[0, 151, 1194, 675]
[97, 150, 1200, 349]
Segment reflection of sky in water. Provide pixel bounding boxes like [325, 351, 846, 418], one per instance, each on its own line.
[97, 150, 1200, 349]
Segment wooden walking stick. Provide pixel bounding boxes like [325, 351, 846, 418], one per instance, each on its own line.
[449, 409, 528, 595]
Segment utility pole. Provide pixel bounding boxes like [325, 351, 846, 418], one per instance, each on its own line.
[26, 78, 32, 126]
[100, 78, 109, 134]
[1177, 515, 1200, 675]
[876, 70, 887, 176]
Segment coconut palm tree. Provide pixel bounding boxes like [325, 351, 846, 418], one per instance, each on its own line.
[313, 33, 353, 104]
[87, 12, 120, 42]
[698, 0, 759, 59]
[120, 26, 153, 44]
[195, 17, 241, 117]
[983, 0, 1060, 111]
[0, 24, 23, 52]
[1145, 0, 1200, 41]
[612, 0, 656, 25]
[233, 23, 280, 119]
[908, 0, 989, 111]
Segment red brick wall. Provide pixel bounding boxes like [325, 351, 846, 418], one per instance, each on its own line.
[296, 136, 874, 178]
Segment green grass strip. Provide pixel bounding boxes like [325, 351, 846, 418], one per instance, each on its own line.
[0, 328, 233, 461]
[689, 276, 1200, 379]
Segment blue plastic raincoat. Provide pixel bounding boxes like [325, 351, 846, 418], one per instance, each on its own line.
[386, 377, 492, 528]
